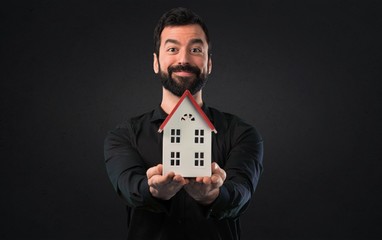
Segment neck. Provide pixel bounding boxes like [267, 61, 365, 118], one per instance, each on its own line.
[161, 88, 203, 114]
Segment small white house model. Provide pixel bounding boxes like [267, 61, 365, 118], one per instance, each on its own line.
[158, 90, 217, 177]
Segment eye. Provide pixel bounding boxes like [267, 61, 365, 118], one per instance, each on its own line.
[191, 48, 202, 53]
[167, 47, 178, 53]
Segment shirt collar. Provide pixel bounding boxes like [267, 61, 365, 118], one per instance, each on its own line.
[150, 104, 168, 123]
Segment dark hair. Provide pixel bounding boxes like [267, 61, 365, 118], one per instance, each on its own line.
[153, 7, 211, 56]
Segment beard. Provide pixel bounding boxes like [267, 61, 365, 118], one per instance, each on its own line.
[158, 63, 208, 97]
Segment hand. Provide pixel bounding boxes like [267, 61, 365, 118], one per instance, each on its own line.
[184, 162, 226, 205]
[147, 164, 188, 200]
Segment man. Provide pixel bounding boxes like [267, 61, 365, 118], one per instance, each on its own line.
[104, 7, 264, 240]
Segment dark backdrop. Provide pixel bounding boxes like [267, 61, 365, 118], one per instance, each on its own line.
[1, 0, 381, 239]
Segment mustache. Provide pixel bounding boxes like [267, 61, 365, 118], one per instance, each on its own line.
[168, 64, 201, 75]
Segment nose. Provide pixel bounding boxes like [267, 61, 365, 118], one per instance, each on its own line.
[177, 49, 190, 65]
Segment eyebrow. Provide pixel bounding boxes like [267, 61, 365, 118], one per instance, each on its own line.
[164, 39, 180, 45]
[189, 38, 204, 45]
[164, 38, 205, 45]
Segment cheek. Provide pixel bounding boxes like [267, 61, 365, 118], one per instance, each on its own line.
[200, 61, 210, 72]
[158, 57, 171, 70]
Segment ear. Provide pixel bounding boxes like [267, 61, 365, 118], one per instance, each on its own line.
[153, 53, 159, 74]
[208, 57, 212, 74]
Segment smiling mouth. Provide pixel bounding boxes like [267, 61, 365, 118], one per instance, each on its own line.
[173, 71, 195, 77]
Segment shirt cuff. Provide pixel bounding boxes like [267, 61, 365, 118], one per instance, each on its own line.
[204, 185, 230, 219]
[139, 178, 171, 214]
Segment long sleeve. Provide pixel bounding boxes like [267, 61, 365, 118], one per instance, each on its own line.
[209, 110, 264, 219]
[104, 106, 264, 239]
[104, 121, 169, 213]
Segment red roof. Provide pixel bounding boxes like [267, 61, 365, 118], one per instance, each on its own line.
[158, 90, 217, 134]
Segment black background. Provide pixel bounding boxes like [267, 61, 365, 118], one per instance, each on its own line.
[1, 0, 381, 239]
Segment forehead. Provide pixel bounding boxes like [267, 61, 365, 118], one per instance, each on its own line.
[160, 24, 207, 45]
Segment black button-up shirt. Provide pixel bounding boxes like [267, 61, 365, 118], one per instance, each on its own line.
[104, 104, 264, 240]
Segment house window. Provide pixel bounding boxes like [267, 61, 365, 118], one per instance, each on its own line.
[194, 129, 204, 144]
[170, 129, 181, 143]
[170, 152, 180, 166]
[181, 113, 195, 121]
[194, 152, 204, 167]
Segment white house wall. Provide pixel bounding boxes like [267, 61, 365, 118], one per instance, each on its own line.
[162, 97, 212, 177]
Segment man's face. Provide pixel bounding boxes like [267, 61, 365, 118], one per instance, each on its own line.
[153, 24, 212, 96]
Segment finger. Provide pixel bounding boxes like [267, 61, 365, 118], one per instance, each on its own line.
[211, 162, 226, 181]
[148, 171, 175, 187]
[211, 171, 225, 184]
[162, 171, 176, 183]
[146, 164, 163, 179]
[202, 176, 211, 185]
[211, 162, 220, 173]
[211, 174, 224, 187]
[195, 177, 204, 183]
[173, 174, 187, 185]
